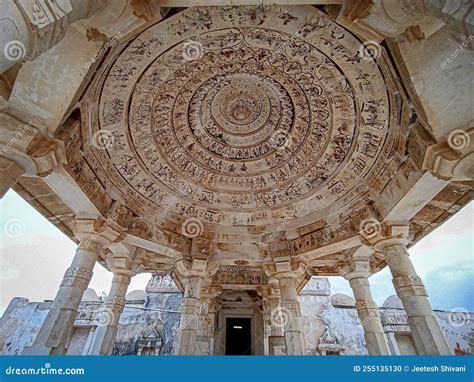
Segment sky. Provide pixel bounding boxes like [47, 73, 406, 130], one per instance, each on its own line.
[0, 189, 473, 316]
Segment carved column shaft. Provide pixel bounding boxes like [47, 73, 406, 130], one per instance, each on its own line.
[176, 276, 203, 355]
[24, 240, 99, 355]
[276, 276, 305, 355]
[348, 277, 391, 355]
[383, 243, 451, 354]
[88, 274, 131, 355]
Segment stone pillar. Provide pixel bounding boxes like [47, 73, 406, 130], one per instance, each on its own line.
[384, 243, 451, 354]
[82, 326, 96, 355]
[266, 239, 307, 355]
[343, 247, 390, 355]
[88, 243, 140, 355]
[88, 273, 131, 355]
[24, 218, 119, 355]
[366, 224, 451, 355]
[196, 286, 221, 355]
[174, 238, 217, 355]
[175, 275, 203, 355]
[346, 275, 391, 355]
[276, 275, 306, 355]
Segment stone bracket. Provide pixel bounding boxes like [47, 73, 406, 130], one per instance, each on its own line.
[422, 128, 474, 181]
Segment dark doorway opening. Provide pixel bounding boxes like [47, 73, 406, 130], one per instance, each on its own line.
[225, 318, 251, 355]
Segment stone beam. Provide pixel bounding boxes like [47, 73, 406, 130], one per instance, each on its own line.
[386, 27, 473, 138]
[0, 155, 23, 198]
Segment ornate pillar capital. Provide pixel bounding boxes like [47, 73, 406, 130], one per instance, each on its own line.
[422, 128, 474, 181]
[105, 243, 142, 277]
[73, 217, 122, 252]
[266, 237, 308, 283]
[360, 222, 412, 253]
[174, 257, 218, 281]
[0, 113, 64, 177]
[342, 245, 374, 281]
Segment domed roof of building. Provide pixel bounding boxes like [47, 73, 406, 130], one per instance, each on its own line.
[382, 295, 404, 309]
[330, 293, 355, 307]
[83, 5, 403, 252]
[126, 290, 146, 302]
[81, 288, 100, 302]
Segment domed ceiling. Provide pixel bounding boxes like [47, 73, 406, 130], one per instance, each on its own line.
[83, 6, 405, 241]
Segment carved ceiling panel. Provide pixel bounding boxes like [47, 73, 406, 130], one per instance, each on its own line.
[81, 6, 406, 240]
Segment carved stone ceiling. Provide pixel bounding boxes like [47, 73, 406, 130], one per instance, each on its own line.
[81, 6, 406, 242]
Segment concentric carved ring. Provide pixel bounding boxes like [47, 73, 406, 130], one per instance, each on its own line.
[90, 6, 400, 235]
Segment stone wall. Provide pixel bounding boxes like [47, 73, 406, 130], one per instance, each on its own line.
[1, 277, 472, 356]
[0, 274, 182, 356]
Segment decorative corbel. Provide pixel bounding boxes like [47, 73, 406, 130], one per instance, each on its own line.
[422, 128, 474, 181]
